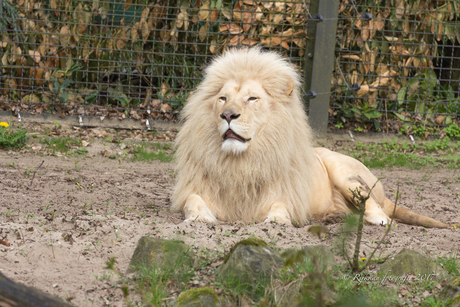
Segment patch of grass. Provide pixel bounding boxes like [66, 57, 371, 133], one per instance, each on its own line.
[0, 125, 28, 148]
[348, 138, 460, 169]
[41, 137, 87, 156]
[131, 250, 195, 306]
[436, 252, 460, 275]
[131, 142, 173, 162]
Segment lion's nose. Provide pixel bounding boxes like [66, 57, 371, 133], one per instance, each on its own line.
[220, 112, 240, 124]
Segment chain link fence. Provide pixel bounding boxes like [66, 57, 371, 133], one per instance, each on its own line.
[1, 0, 459, 135]
[0, 0, 309, 125]
[332, 0, 460, 135]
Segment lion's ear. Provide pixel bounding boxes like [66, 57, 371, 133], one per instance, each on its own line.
[285, 79, 294, 96]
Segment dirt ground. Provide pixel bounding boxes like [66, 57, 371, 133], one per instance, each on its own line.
[1, 132, 460, 306]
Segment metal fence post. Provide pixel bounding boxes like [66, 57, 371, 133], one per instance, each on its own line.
[303, 0, 340, 137]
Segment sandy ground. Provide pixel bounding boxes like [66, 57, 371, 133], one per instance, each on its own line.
[1, 138, 460, 306]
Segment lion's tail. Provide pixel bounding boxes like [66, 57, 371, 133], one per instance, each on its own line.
[383, 198, 459, 229]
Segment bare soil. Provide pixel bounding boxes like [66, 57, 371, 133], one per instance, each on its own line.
[1, 131, 460, 306]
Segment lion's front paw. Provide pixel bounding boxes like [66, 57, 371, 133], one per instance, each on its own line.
[322, 211, 347, 224]
[263, 215, 292, 225]
[183, 194, 218, 224]
[184, 213, 217, 224]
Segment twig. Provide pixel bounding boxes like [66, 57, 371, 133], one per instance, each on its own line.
[30, 160, 44, 186]
[362, 186, 400, 270]
[350, 179, 380, 272]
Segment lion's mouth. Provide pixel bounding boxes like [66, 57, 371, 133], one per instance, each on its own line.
[223, 129, 251, 143]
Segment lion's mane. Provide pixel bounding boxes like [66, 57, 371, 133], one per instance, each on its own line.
[172, 48, 318, 225]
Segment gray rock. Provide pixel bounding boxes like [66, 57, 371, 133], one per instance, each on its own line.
[378, 248, 448, 281]
[275, 246, 336, 307]
[128, 237, 193, 273]
[303, 245, 337, 269]
[217, 238, 283, 285]
[440, 277, 460, 307]
[168, 287, 220, 307]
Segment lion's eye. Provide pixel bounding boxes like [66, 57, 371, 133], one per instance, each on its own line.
[219, 96, 227, 103]
[248, 97, 258, 102]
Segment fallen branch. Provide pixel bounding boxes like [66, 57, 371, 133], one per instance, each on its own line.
[30, 160, 44, 186]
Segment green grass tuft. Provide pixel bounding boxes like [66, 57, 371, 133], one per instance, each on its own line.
[0, 126, 28, 148]
[131, 142, 173, 162]
[347, 139, 460, 169]
[41, 137, 86, 156]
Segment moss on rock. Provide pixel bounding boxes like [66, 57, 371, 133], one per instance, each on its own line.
[218, 237, 282, 287]
[223, 237, 268, 264]
[177, 287, 219, 306]
[441, 277, 460, 307]
[128, 237, 193, 273]
[378, 248, 448, 281]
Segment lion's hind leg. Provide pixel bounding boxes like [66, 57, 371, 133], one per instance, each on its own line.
[183, 194, 217, 224]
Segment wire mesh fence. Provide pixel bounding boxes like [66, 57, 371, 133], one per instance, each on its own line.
[332, 0, 460, 135]
[0, 0, 309, 125]
[1, 0, 459, 135]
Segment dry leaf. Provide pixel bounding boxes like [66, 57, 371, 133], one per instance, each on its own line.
[396, 0, 405, 19]
[199, 25, 208, 42]
[341, 55, 361, 61]
[161, 82, 170, 97]
[242, 38, 259, 46]
[229, 35, 244, 45]
[0, 238, 10, 247]
[59, 26, 70, 47]
[161, 103, 171, 113]
[262, 36, 281, 47]
[357, 84, 369, 97]
[229, 24, 243, 34]
[210, 7, 219, 22]
[199, 2, 210, 20]
[28, 50, 41, 63]
[436, 115, 446, 125]
[210, 39, 218, 54]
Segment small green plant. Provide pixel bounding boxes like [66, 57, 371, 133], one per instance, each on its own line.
[74, 161, 81, 171]
[0, 123, 28, 148]
[51, 63, 83, 103]
[131, 143, 173, 162]
[443, 123, 460, 139]
[41, 137, 85, 155]
[399, 124, 410, 135]
[436, 252, 459, 275]
[413, 124, 428, 137]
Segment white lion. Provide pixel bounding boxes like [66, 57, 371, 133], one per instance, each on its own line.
[171, 47, 457, 228]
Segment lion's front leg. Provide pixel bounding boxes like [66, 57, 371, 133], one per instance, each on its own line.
[263, 201, 292, 225]
[183, 194, 218, 224]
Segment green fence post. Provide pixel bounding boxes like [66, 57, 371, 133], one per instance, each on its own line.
[303, 0, 340, 137]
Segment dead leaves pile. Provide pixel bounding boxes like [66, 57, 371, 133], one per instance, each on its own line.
[334, 0, 460, 126]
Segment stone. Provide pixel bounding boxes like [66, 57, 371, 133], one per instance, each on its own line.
[217, 238, 283, 285]
[378, 248, 448, 281]
[168, 287, 220, 307]
[128, 237, 193, 273]
[303, 245, 337, 270]
[440, 277, 460, 307]
[276, 245, 336, 307]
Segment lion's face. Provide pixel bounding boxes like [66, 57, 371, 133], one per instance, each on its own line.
[213, 79, 271, 155]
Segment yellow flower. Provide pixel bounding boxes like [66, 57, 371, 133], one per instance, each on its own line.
[0, 122, 9, 127]
[361, 257, 367, 261]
